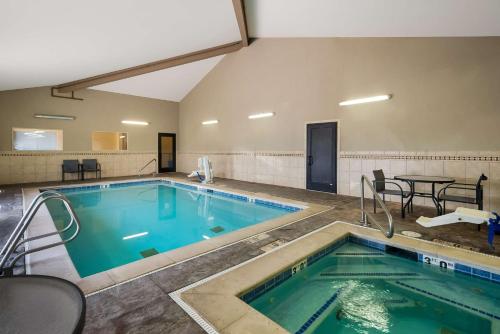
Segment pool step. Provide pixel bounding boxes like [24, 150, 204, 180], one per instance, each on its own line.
[320, 272, 420, 278]
[333, 252, 385, 257]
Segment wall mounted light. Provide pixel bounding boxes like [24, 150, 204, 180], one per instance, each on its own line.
[339, 94, 392, 106]
[34, 114, 76, 120]
[121, 120, 149, 126]
[248, 112, 275, 119]
[202, 120, 219, 125]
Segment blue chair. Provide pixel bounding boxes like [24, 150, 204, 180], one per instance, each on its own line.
[62, 160, 81, 181]
[82, 159, 101, 180]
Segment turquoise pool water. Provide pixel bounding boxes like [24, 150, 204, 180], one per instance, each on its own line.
[250, 242, 500, 334]
[46, 181, 296, 277]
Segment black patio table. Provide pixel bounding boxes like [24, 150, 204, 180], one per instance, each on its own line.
[394, 175, 455, 216]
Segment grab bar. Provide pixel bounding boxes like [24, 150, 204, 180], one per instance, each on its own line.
[139, 158, 157, 176]
[0, 191, 81, 276]
[360, 175, 394, 238]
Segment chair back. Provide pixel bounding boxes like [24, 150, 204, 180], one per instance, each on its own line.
[82, 159, 98, 170]
[373, 169, 386, 192]
[476, 173, 488, 200]
[63, 160, 79, 173]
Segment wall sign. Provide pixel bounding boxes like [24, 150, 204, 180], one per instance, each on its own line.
[421, 253, 455, 270]
[292, 258, 308, 275]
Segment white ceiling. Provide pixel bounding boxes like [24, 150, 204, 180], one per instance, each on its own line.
[91, 55, 224, 102]
[246, 0, 500, 37]
[2, 0, 500, 101]
[0, 0, 239, 92]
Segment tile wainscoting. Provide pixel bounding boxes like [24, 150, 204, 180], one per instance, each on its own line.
[177, 151, 306, 189]
[0, 151, 157, 185]
[179, 151, 500, 211]
[339, 151, 500, 211]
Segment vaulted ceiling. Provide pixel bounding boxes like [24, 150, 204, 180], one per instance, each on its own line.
[1, 0, 500, 101]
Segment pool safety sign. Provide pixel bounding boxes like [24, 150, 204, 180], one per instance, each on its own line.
[420, 253, 455, 270]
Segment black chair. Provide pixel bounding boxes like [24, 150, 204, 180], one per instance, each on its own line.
[372, 169, 412, 218]
[438, 174, 488, 213]
[62, 160, 81, 181]
[81, 159, 101, 180]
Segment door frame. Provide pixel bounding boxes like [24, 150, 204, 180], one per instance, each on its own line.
[158, 133, 176, 173]
[304, 119, 340, 192]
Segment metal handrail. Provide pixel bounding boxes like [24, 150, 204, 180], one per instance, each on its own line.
[138, 158, 157, 176]
[0, 191, 81, 275]
[360, 175, 394, 238]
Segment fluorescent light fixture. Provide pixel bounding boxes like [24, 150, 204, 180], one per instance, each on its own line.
[339, 94, 392, 106]
[122, 232, 148, 240]
[121, 120, 149, 125]
[248, 112, 275, 119]
[34, 114, 76, 120]
[202, 120, 219, 125]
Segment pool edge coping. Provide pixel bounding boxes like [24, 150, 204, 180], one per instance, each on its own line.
[21, 176, 330, 295]
[172, 221, 500, 334]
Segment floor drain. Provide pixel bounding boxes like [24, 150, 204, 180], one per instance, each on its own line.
[210, 226, 224, 233]
[401, 231, 422, 238]
[140, 248, 159, 258]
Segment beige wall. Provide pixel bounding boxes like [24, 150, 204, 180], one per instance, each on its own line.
[0, 87, 178, 151]
[179, 38, 500, 152]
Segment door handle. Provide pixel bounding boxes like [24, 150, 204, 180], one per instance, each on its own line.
[308, 156, 313, 166]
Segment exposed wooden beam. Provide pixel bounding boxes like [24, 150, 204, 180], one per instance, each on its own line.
[232, 0, 249, 46]
[55, 41, 243, 93]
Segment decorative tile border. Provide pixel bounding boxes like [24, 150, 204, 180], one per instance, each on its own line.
[44, 179, 304, 214]
[179, 151, 304, 157]
[0, 150, 156, 157]
[340, 152, 500, 162]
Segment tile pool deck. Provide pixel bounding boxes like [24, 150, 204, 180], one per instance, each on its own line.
[0, 173, 499, 333]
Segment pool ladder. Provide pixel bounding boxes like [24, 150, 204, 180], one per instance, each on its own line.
[360, 175, 394, 238]
[0, 190, 81, 276]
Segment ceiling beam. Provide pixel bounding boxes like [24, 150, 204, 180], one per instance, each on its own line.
[232, 0, 249, 46]
[55, 41, 243, 93]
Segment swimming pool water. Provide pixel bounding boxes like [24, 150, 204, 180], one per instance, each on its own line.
[46, 182, 296, 277]
[250, 242, 500, 334]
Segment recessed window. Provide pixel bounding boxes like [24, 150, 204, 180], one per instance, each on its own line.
[92, 132, 128, 151]
[12, 128, 63, 151]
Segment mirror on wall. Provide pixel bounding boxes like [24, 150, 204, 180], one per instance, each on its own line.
[92, 132, 128, 151]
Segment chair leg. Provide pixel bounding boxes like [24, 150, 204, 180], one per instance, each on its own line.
[373, 195, 377, 213]
[401, 197, 405, 219]
[443, 201, 446, 214]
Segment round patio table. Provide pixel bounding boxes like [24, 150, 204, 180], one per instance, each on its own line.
[0, 275, 86, 334]
[394, 175, 455, 215]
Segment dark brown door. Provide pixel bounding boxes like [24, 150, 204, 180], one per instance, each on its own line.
[158, 133, 176, 173]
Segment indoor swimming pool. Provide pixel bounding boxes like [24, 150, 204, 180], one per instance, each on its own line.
[44, 180, 301, 277]
[244, 238, 500, 334]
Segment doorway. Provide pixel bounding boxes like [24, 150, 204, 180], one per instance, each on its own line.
[306, 122, 338, 193]
[158, 133, 176, 173]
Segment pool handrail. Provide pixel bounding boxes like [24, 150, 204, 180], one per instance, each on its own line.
[360, 174, 394, 238]
[139, 158, 157, 177]
[0, 190, 81, 276]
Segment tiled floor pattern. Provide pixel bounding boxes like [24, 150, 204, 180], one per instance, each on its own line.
[0, 173, 499, 333]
